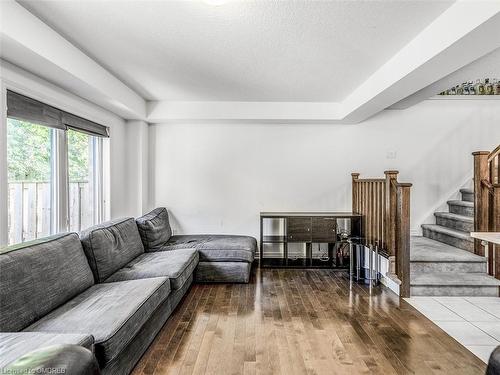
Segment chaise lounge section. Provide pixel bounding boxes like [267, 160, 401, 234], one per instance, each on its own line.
[136, 207, 256, 283]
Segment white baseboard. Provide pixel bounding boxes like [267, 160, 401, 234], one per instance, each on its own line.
[410, 229, 421, 236]
[380, 274, 400, 296]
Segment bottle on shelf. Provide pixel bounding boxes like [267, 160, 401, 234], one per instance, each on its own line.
[476, 79, 485, 95]
[456, 83, 464, 95]
[462, 82, 469, 95]
[494, 79, 500, 95]
[469, 81, 476, 95]
[485, 78, 494, 95]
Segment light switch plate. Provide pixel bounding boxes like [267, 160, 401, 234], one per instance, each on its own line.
[386, 151, 397, 159]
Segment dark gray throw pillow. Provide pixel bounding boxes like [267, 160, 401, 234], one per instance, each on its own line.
[136, 207, 172, 252]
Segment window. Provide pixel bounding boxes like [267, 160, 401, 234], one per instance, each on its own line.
[5, 91, 108, 245]
[7, 119, 55, 244]
[68, 128, 103, 232]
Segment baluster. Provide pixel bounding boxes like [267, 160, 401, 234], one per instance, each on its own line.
[497, 155, 499, 185]
[368, 181, 371, 245]
[380, 182, 384, 249]
[364, 182, 368, 243]
[372, 181, 376, 246]
[376, 182, 380, 249]
[368, 182, 372, 245]
[375, 181, 378, 248]
[491, 156, 498, 185]
[385, 171, 399, 257]
[381, 182, 386, 250]
[358, 181, 361, 216]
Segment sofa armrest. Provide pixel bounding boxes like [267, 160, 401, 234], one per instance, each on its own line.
[487, 345, 500, 375]
[3, 344, 100, 375]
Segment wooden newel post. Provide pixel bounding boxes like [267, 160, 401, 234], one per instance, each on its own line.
[352, 173, 360, 214]
[473, 151, 490, 255]
[494, 185, 500, 232]
[494, 185, 500, 277]
[384, 171, 399, 256]
[396, 183, 412, 298]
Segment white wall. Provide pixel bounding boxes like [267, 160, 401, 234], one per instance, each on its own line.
[0, 61, 142, 244]
[150, 99, 500, 240]
[125, 120, 149, 216]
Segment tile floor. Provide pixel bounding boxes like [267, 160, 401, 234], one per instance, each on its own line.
[405, 296, 500, 363]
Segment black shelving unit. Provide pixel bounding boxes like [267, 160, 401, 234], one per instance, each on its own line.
[259, 212, 362, 268]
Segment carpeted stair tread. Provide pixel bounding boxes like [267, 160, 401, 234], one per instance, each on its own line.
[411, 272, 500, 286]
[421, 224, 473, 241]
[434, 212, 473, 223]
[447, 200, 474, 208]
[410, 236, 484, 263]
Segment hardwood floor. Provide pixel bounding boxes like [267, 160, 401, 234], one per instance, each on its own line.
[132, 267, 487, 375]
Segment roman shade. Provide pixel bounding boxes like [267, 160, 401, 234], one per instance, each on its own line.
[7, 90, 109, 137]
[62, 112, 109, 137]
[7, 90, 66, 130]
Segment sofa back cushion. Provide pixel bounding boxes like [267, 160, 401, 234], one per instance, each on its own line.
[80, 217, 144, 282]
[136, 207, 172, 252]
[0, 233, 94, 332]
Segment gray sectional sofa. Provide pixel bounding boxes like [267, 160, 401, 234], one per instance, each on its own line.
[0, 207, 256, 374]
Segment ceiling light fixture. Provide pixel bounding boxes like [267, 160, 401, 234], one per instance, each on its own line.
[204, 0, 228, 6]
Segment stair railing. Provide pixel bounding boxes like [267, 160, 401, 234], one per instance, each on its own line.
[352, 171, 412, 297]
[473, 145, 500, 277]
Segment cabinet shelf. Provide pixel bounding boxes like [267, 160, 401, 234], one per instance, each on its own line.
[259, 212, 361, 268]
[262, 235, 287, 243]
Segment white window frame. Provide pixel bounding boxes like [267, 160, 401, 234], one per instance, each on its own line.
[0, 79, 108, 247]
[0, 82, 8, 247]
[54, 128, 69, 234]
[92, 137, 105, 225]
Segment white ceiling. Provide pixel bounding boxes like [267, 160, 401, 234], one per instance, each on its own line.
[19, 0, 454, 102]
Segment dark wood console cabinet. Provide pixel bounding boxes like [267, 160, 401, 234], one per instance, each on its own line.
[260, 212, 362, 268]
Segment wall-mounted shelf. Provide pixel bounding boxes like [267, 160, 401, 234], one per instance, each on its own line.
[429, 95, 500, 100]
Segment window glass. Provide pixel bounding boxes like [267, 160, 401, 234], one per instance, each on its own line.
[7, 118, 54, 244]
[67, 128, 101, 232]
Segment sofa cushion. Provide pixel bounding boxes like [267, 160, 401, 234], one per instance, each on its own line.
[161, 235, 256, 263]
[0, 233, 94, 332]
[80, 217, 144, 283]
[24, 277, 170, 367]
[103, 274, 193, 375]
[136, 207, 172, 252]
[196, 261, 252, 283]
[105, 249, 198, 290]
[0, 332, 94, 369]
